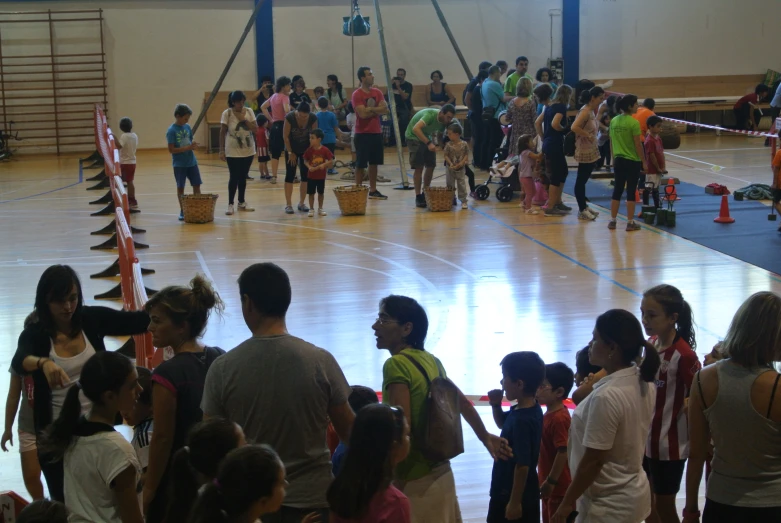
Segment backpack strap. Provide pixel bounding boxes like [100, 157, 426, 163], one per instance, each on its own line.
[401, 352, 431, 385]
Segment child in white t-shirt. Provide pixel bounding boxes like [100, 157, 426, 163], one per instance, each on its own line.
[117, 117, 139, 210]
[43, 351, 142, 523]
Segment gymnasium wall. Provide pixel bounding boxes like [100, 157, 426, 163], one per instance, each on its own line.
[1, 1, 257, 149]
[272, 0, 564, 88]
[580, 0, 781, 80]
[4, 0, 781, 150]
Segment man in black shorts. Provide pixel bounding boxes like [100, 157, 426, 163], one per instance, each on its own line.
[351, 66, 389, 200]
[404, 105, 456, 207]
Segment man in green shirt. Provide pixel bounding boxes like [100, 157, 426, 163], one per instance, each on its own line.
[404, 105, 456, 207]
[504, 56, 534, 97]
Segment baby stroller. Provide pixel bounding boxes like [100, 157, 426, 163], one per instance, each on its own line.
[474, 127, 522, 202]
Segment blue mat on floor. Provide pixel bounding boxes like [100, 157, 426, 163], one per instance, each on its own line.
[563, 176, 781, 276]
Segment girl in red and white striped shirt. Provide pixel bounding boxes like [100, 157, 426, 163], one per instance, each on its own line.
[641, 284, 700, 523]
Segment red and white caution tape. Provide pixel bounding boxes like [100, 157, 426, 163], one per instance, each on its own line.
[376, 392, 576, 410]
[658, 116, 778, 138]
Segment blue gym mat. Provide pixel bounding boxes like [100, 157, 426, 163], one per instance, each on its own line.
[563, 176, 781, 276]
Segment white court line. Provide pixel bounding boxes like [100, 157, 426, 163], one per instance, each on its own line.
[692, 168, 752, 184]
[322, 240, 447, 345]
[666, 152, 724, 169]
[195, 250, 221, 296]
[678, 147, 767, 153]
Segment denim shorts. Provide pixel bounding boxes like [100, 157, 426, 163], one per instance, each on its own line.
[173, 165, 202, 188]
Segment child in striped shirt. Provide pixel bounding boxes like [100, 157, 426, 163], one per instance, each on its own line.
[641, 284, 701, 523]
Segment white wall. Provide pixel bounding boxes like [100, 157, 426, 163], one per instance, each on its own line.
[273, 0, 563, 89]
[2, 1, 257, 149]
[580, 0, 781, 79]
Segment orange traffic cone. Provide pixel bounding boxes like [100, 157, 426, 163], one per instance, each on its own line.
[714, 194, 735, 223]
[667, 178, 681, 201]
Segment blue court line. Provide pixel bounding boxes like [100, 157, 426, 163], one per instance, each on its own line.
[470, 207, 641, 297]
[0, 161, 83, 204]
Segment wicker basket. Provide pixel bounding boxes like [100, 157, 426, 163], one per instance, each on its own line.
[660, 121, 681, 150]
[424, 186, 455, 212]
[333, 185, 369, 216]
[181, 194, 218, 223]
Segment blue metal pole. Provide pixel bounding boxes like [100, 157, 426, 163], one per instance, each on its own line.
[255, 0, 274, 83]
[562, 0, 580, 86]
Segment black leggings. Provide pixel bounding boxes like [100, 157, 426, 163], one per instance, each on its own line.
[611, 156, 642, 201]
[575, 162, 595, 211]
[465, 165, 475, 192]
[285, 152, 309, 183]
[469, 115, 486, 169]
[483, 118, 504, 168]
[595, 141, 611, 169]
[227, 156, 254, 205]
[40, 454, 64, 502]
[703, 498, 781, 523]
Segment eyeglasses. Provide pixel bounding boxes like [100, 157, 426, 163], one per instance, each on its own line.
[375, 317, 400, 325]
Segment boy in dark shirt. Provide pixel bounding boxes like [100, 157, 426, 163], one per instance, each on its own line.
[487, 351, 545, 523]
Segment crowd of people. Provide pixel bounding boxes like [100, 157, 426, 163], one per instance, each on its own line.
[111, 55, 697, 225]
[4, 262, 781, 523]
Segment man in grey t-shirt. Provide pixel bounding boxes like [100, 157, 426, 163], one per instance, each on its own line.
[201, 263, 354, 523]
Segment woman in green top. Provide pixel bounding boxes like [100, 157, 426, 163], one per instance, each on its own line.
[373, 295, 511, 523]
[608, 95, 647, 232]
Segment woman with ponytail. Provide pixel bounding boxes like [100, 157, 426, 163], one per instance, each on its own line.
[165, 417, 246, 523]
[551, 309, 661, 523]
[328, 404, 411, 523]
[40, 351, 143, 523]
[188, 445, 321, 523]
[641, 284, 700, 523]
[141, 275, 225, 522]
[10, 265, 149, 501]
[607, 94, 647, 231]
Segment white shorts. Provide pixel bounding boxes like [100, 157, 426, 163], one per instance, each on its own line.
[645, 174, 662, 189]
[398, 463, 462, 523]
[18, 430, 36, 453]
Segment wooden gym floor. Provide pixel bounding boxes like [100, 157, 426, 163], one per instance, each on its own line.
[0, 134, 778, 519]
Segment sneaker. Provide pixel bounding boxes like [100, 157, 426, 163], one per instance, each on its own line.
[318, 208, 327, 216]
[626, 221, 641, 232]
[226, 204, 235, 216]
[297, 203, 309, 212]
[578, 210, 596, 221]
[178, 210, 184, 221]
[555, 202, 573, 212]
[415, 194, 427, 208]
[377, 175, 392, 183]
[587, 207, 600, 217]
[307, 209, 314, 217]
[238, 202, 254, 212]
[271, 176, 277, 184]
[544, 207, 567, 217]
[608, 220, 617, 230]
[284, 205, 294, 214]
[327, 168, 339, 175]
[461, 201, 468, 210]
[246, 175, 254, 180]
[369, 190, 388, 200]
[525, 208, 539, 215]
[130, 203, 139, 211]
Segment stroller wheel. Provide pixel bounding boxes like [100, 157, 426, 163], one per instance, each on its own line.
[496, 186, 513, 203]
[475, 185, 490, 201]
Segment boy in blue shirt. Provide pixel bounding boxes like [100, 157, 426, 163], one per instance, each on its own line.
[487, 351, 545, 523]
[166, 104, 201, 220]
[315, 97, 345, 175]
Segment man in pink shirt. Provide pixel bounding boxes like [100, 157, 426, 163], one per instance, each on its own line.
[352, 66, 389, 200]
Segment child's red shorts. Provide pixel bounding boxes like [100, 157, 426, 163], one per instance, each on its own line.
[120, 164, 136, 182]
